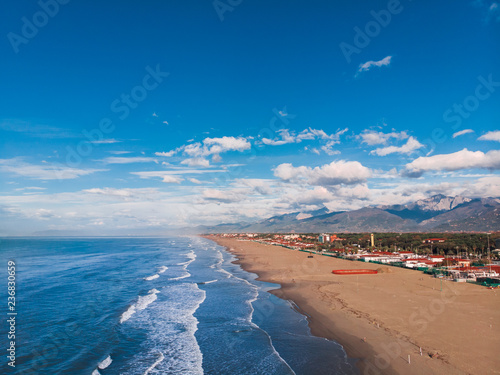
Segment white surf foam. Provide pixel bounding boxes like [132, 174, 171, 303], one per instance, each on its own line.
[97, 355, 112, 369]
[169, 273, 190, 281]
[177, 251, 196, 266]
[158, 266, 168, 273]
[143, 353, 165, 375]
[209, 250, 224, 269]
[217, 246, 296, 374]
[202, 279, 217, 284]
[144, 274, 159, 281]
[92, 370, 100, 375]
[126, 282, 206, 374]
[120, 289, 160, 324]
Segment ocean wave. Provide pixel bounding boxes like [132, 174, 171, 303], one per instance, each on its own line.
[217, 247, 295, 375]
[120, 289, 160, 324]
[177, 250, 197, 266]
[126, 283, 206, 374]
[92, 370, 100, 375]
[169, 273, 190, 281]
[144, 274, 159, 281]
[98, 355, 112, 369]
[143, 353, 165, 375]
[209, 250, 224, 269]
[158, 266, 168, 273]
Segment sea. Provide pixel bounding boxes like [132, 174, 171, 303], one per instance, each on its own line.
[0, 237, 358, 375]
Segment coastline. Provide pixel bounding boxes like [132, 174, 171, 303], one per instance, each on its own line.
[206, 235, 500, 375]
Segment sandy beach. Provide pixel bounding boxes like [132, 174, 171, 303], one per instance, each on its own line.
[208, 236, 500, 375]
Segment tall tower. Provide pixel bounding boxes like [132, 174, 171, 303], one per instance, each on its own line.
[370, 233, 374, 248]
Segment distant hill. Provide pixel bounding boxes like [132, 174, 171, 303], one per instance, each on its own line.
[197, 195, 500, 233]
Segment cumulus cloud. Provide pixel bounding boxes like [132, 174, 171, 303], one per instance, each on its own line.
[452, 129, 474, 138]
[321, 141, 341, 156]
[155, 150, 177, 157]
[287, 186, 336, 205]
[262, 127, 348, 148]
[0, 158, 107, 180]
[358, 130, 408, 145]
[357, 56, 392, 74]
[403, 148, 500, 177]
[188, 178, 202, 184]
[156, 136, 250, 164]
[478, 130, 500, 142]
[461, 176, 500, 197]
[203, 136, 250, 153]
[274, 160, 371, 186]
[161, 175, 183, 184]
[181, 158, 210, 168]
[370, 136, 424, 156]
[262, 129, 297, 145]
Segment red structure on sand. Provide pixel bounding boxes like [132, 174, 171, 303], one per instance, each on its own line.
[332, 269, 378, 275]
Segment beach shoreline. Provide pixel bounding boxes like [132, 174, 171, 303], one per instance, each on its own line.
[206, 235, 500, 375]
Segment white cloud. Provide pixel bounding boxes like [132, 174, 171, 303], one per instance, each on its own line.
[99, 156, 157, 164]
[202, 189, 246, 203]
[287, 186, 336, 205]
[203, 136, 251, 153]
[461, 176, 500, 197]
[108, 151, 133, 155]
[90, 139, 121, 144]
[452, 129, 474, 138]
[358, 130, 408, 145]
[158, 136, 251, 161]
[14, 186, 46, 191]
[478, 130, 500, 142]
[181, 158, 210, 168]
[83, 187, 163, 200]
[130, 168, 226, 183]
[370, 136, 424, 156]
[262, 127, 348, 148]
[235, 179, 274, 195]
[403, 148, 500, 177]
[357, 56, 392, 74]
[155, 150, 177, 157]
[188, 178, 202, 184]
[321, 140, 341, 155]
[274, 160, 371, 186]
[132, 169, 226, 178]
[0, 158, 106, 180]
[262, 129, 297, 145]
[161, 175, 183, 184]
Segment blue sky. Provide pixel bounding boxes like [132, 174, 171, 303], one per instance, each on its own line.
[0, 0, 499, 235]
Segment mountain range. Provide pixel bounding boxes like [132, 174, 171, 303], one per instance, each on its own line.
[197, 195, 500, 233]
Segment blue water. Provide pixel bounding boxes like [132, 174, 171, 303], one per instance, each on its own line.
[0, 237, 358, 374]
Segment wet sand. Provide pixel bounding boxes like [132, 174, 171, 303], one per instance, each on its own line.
[208, 236, 500, 375]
